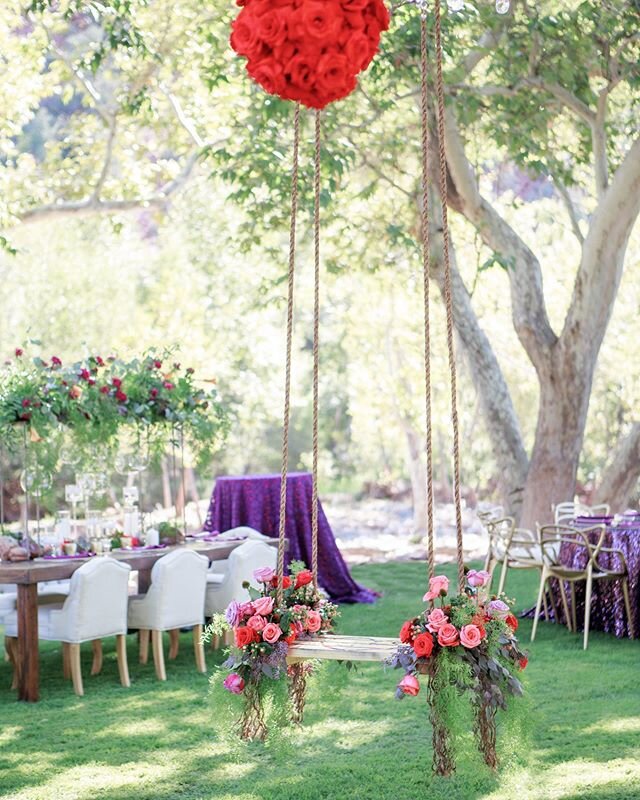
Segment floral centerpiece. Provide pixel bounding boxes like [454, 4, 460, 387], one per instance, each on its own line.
[387, 570, 527, 774]
[213, 560, 339, 740]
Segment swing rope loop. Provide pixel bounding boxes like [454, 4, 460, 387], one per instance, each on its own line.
[419, 13, 435, 581]
[277, 103, 301, 606]
[433, 0, 465, 593]
[311, 109, 322, 586]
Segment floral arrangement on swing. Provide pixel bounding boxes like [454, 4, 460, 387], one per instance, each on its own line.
[388, 569, 528, 770]
[211, 561, 339, 740]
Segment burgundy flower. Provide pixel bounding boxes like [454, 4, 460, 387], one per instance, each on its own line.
[162, 381, 175, 391]
[51, 356, 62, 368]
[99, 385, 110, 395]
[115, 389, 128, 403]
[15, 348, 23, 357]
[79, 368, 91, 381]
[186, 367, 194, 375]
[154, 359, 162, 369]
[87, 378, 96, 386]
[21, 398, 31, 408]
[150, 388, 159, 399]
[95, 356, 105, 367]
[112, 378, 122, 388]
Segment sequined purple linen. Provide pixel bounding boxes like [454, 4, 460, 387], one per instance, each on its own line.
[204, 473, 378, 604]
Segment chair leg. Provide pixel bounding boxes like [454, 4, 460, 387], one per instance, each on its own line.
[91, 640, 103, 676]
[193, 625, 206, 673]
[539, 569, 550, 621]
[558, 580, 572, 633]
[570, 583, 578, 633]
[62, 642, 71, 680]
[547, 581, 559, 624]
[69, 643, 84, 696]
[497, 561, 508, 596]
[531, 569, 547, 642]
[151, 630, 167, 681]
[116, 634, 130, 688]
[168, 629, 180, 660]
[621, 578, 635, 639]
[583, 570, 593, 650]
[139, 629, 150, 664]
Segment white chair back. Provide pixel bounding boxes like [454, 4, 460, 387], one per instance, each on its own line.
[59, 558, 131, 642]
[144, 549, 209, 630]
[206, 540, 277, 611]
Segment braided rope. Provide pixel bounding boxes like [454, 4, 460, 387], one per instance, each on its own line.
[277, 103, 301, 605]
[420, 13, 435, 580]
[311, 109, 321, 586]
[434, 0, 465, 592]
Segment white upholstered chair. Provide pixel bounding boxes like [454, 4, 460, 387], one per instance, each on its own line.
[205, 539, 277, 616]
[127, 548, 209, 681]
[207, 526, 272, 575]
[4, 558, 131, 696]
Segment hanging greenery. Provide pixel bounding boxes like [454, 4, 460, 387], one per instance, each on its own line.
[0, 346, 230, 468]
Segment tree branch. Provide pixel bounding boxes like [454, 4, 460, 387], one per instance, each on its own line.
[592, 422, 640, 510]
[552, 176, 584, 245]
[91, 116, 117, 201]
[443, 106, 557, 374]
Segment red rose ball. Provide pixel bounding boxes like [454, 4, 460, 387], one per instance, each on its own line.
[230, 0, 390, 109]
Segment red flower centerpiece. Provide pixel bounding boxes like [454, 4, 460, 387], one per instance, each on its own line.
[230, 0, 390, 109]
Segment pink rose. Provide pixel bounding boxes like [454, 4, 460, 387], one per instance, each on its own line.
[398, 674, 420, 696]
[253, 596, 274, 616]
[239, 601, 255, 617]
[426, 608, 448, 633]
[437, 623, 460, 647]
[223, 672, 245, 694]
[305, 609, 322, 633]
[262, 622, 283, 644]
[253, 566, 275, 583]
[423, 575, 450, 602]
[247, 614, 266, 631]
[460, 624, 483, 649]
[291, 620, 305, 635]
[467, 569, 491, 588]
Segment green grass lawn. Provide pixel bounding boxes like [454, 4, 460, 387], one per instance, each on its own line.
[1, 561, 639, 800]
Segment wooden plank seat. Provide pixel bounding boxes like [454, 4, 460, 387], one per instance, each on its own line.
[287, 635, 399, 663]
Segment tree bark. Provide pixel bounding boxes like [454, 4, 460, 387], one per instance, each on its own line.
[593, 423, 640, 510]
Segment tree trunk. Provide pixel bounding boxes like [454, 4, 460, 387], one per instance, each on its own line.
[593, 423, 640, 510]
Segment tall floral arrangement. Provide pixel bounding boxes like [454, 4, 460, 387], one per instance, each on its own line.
[0, 347, 229, 468]
[213, 560, 339, 740]
[388, 570, 527, 773]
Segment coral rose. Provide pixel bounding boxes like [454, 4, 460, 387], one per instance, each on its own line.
[270, 575, 292, 589]
[247, 614, 267, 632]
[305, 609, 322, 633]
[398, 674, 420, 696]
[262, 622, 283, 644]
[223, 672, 245, 694]
[234, 626, 258, 648]
[460, 624, 483, 649]
[426, 608, 448, 633]
[253, 596, 274, 616]
[423, 575, 450, 602]
[437, 623, 460, 648]
[412, 632, 434, 658]
[399, 620, 414, 644]
[294, 569, 314, 589]
[506, 613, 519, 631]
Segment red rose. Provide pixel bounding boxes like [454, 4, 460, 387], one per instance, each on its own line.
[294, 569, 314, 589]
[256, 10, 288, 47]
[19, 412, 31, 421]
[115, 390, 128, 403]
[15, 348, 23, 357]
[413, 632, 434, 658]
[150, 388, 159, 399]
[506, 614, 519, 631]
[235, 626, 258, 648]
[300, 2, 343, 44]
[343, 10, 366, 29]
[95, 356, 105, 367]
[270, 575, 292, 589]
[154, 360, 162, 369]
[519, 656, 528, 670]
[369, 0, 390, 30]
[112, 378, 122, 388]
[88, 379, 96, 386]
[247, 58, 285, 97]
[285, 52, 319, 92]
[230, 14, 265, 61]
[79, 368, 91, 380]
[99, 385, 110, 394]
[284, 633, 297, 645]
[316, 52, 356, 101]
[399, 620, 414, 644]
[344, 31, 374, 71]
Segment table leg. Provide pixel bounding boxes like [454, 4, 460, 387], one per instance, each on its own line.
[17, 584, 39, 702]
[138, 569, 152, 594]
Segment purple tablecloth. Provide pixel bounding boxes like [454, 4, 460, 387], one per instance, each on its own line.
[549, 520, 640, 638]
[204, 473, 378, 604]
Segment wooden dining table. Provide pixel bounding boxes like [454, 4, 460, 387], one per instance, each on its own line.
[0, 539, 278, 702]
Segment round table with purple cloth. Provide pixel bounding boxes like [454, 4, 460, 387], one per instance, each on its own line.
[203, 472, 378, 604]
[533, 519, 639, 639]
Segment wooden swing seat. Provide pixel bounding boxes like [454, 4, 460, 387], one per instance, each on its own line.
[287, 635, 399, 663]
